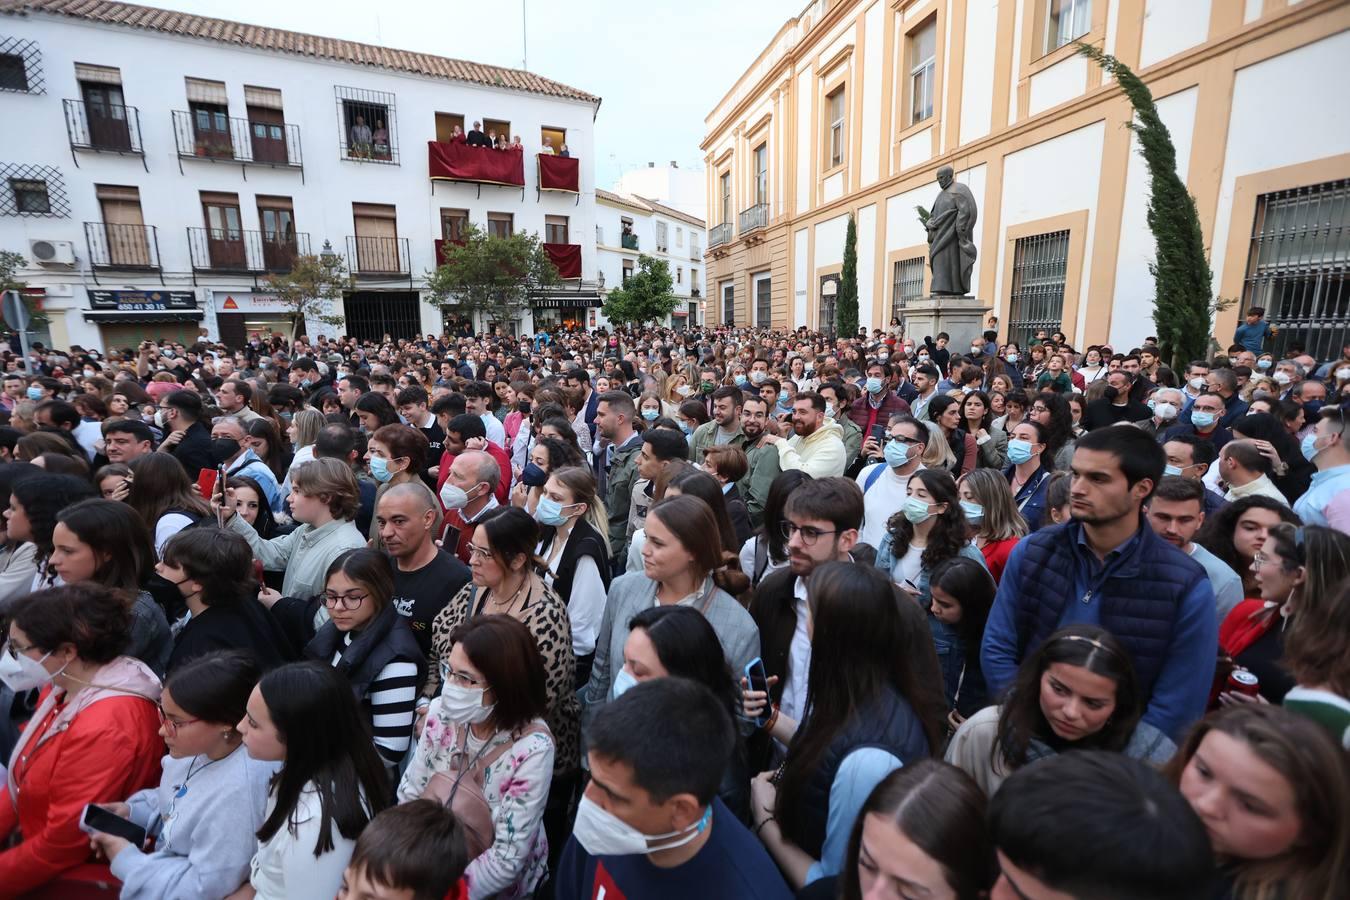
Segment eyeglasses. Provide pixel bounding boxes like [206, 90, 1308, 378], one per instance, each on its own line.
[157, 705, 200, 735]
[321, 591, 368, 610]
[888, 434, 923, 446]
[465, 544, 495, 563]
[1030, 405, 1049, 414]
[779, 522, 839, 546]
[440, 662, 483, 689]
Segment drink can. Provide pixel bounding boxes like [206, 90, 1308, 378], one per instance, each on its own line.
[1227, 669, 1260, 697]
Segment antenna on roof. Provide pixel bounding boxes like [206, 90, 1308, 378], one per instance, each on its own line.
[522, 0, 528, 70]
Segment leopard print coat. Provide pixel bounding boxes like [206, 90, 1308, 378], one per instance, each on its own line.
[426, 573, 580, 776]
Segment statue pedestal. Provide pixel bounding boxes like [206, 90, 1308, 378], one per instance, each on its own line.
[900, 295, 992, 352]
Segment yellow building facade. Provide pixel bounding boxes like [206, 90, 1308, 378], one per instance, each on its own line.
[703, 0, 1350, 356]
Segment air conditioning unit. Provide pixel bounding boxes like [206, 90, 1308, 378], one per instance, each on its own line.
[29, 239, 76, 267]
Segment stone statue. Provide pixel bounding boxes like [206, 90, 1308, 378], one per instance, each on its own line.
[926, 165, 978, 296]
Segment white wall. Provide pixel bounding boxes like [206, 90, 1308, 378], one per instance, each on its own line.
[1208, 31, 1350, 304]
[856, 203, 877, 327]
[614, 165, 707, 221]
[996, 121, 1105, 346]
[960, 0, 999, 146]
[0, 12, 598, 349]
[1140, 0, 1213, 69]
[813, 212, 850, 269]
[1109, 86, 1198, 349]
[795, 67, 813, 214]
[793, 227, 809, 325]
[1028, 55, 1088, 117]
[860, 1, 885, 186]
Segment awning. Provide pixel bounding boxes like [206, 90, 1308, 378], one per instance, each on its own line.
[84, 311, 204, 323]
[531, 292, 602, 309]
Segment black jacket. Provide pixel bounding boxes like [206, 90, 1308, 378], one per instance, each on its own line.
[725, 484, 752, 547]
[168, 598, 294, 674]
[168, 421, 215, 477]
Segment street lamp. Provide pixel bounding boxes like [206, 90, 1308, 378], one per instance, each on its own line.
[319, 239, 337, 266]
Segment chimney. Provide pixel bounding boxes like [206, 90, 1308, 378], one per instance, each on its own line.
[670, 160, 678, 168]
[647, 162, 654, 168]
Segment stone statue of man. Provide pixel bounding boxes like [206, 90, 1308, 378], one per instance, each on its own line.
[926, 165, 978, 296]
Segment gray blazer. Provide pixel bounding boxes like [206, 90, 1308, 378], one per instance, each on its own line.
[581, 572, 760, 721]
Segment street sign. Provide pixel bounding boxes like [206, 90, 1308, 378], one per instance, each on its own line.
[2, 289, 30, 331]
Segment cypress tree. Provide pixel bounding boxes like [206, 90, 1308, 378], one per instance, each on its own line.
[1078, 43, 1215, 368]
[837, 214, 859, 338]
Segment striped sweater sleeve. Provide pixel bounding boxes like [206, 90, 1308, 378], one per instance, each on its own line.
[367, 659, 420, 764]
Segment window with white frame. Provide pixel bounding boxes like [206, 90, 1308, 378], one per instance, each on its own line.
[656, 221, 668, 251]
[676, 227, 683, 247]
[720, 171, 732, 224]
[909, 18, 937, 125]
[754, 142, 768, 205]
[826, 88, 845, 168]
[1045, 0, 1091, 55]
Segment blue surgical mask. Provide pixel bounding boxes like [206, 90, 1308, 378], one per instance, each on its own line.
[611, 666, 638, 699]
[25, 386, 42, 401]
[734, 374, 748, 386]
[1256, 358, 1272, 370]
[1007, 438, 1035, 465]
[865, 376, 883, 394]
[1006, 352, 1019, 364]
[778, 391, 789, 405]
[902, 496, 934, 524]
[1191, 411, 1217, 429]
[678, 420, 693, 435]
[1301, 432, 1323, 463]
[1303, 400, 1325, 417]
[534, 495, 574, 527]
[368, 455, 395, 483]
[641, 408, 659, 421]
[883, 439, 911, 468]
[825, 402, 836, 419]
[1164, 464, 1183, 477]
[960, 500, 984, 522]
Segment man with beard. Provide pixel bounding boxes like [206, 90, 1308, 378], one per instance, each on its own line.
[758, 392, 846, 478]
[747, 477, 944, 767]
[739, 395, 781, 528]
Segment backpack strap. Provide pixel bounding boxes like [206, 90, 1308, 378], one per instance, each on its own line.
[476, 722, 550, 771]
[863, 464, 886, 494]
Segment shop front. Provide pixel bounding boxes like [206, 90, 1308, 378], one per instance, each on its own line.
[531, 290, 604, 334]
[86, 290, 204, 351]
[213, 290, 299, 348]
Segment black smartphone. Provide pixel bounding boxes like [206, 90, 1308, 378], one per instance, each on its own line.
[743, 657, 771, 727]
[870, 425, 888, 445]
[80, 804, 146, 846]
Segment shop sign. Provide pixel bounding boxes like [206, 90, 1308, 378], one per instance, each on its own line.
[89, 290, 196, 312]
[213, 291, 292, 312]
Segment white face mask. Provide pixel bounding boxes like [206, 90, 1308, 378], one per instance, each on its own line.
[571, 794, 711, 857]
[0, 644, 63, 692]
[439, 482, 471, 510]
[439, 679, 494, 725]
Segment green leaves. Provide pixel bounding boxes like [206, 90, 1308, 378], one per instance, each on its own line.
[425, 223, 559, 326]
[1078, 42, 1216, 368]
[837, 214, 859, 337]
[602, 254, 680, 327]
[263, 252, 356, 331]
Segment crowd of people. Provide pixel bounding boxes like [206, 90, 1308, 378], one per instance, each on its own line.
[0, 312, 1347, 900]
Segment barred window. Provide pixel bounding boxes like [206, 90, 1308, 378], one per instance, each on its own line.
[1242, 179, 1349, 360]
[1008, 230, 1069, 347]
[892, 256, 925, 323]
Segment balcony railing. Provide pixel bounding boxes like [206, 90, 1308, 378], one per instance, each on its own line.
[691, 245, 701, 260]
[739, 202, 770, 234]
[171, 110, 303, 170]
[187, 228, 311, 274]
[84, 222, 161, 271]
[709, 222, 732, 248]
[347, 235, 410, 275]
[620, 232, 639, 250]
[63, 99, 145, 159]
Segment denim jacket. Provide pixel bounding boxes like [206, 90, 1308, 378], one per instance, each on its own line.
[928, 614, 988, 718]
[873, 537, 987, 603]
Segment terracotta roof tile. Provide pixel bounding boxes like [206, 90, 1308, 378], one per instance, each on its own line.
[2, 0, 600, 104]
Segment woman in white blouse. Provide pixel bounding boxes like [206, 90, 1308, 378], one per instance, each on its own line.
[231, 662, 388, 900]
[399, 615, 555, 900]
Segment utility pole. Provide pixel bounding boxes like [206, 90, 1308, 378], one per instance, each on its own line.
[522, 0, 528, 69]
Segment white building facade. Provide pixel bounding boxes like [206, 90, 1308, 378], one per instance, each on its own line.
[0, 0, 602, 352]
[614, 162, 708, 222]
[596, 189, 706, 330]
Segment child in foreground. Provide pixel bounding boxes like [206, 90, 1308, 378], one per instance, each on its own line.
[337, 801, 469, 900]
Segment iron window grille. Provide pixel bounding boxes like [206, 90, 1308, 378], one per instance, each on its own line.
[892, 256, 926, 323]
[343, 293, 421, 342]
[1008, 230, 1070, 348]
[1241, 179, 1349, 361]
[0, 164, 68, 217]
[0, 37, 43, 94]
[336, 86, 399, 164]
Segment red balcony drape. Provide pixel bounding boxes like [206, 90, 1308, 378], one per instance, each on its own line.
[537, 154, 579, 193]
[428, 141, 525, 187]
[543, 243, 582, 279]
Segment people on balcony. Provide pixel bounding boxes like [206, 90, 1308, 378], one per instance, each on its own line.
[372, 119, 390, 160]
[560, 144, 571, 158]
[466, 120, 490, 148]
[449, 124, 466, 144]
[512, 135, 524, 151]
[349, 115, 372, 157]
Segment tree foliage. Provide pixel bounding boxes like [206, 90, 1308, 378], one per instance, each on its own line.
[602, 254, 680, 327]
[0, 249, 48, 328]
[263, 251, 354, 334]
[425, 223, 559, 326]
[836, 214, 860, 337]
[1078, 43, 1216, 368]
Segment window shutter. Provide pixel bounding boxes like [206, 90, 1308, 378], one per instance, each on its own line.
[75, 63, 122, 85]
[243, 85, 283, 109]
[185, 77, 228, 105]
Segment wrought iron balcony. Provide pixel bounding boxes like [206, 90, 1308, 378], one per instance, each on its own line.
[739, 202, 770, 235]
[187, 228, 311, 274]
[63, 99, 146, 163]
[347, 235, 410, 275]
[708, 222, 732, 248]
[620, 232, 639, 251]
[170, 110, 303, 171]
[691, 245, 701, 260]
[84, 222, 161, 271]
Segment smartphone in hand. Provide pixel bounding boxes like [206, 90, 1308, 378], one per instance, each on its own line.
[79, 804, 146, 846]
[744, 657, 771, 728]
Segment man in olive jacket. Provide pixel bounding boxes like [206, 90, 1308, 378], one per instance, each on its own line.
[690, 385, 748, 463]
[595, 391, 643, 574]
[739, 394, 782, 528]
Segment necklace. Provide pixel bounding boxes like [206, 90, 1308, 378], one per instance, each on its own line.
[488, 574, 529, 613]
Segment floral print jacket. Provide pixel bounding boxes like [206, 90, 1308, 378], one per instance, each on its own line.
[398, 705, 555, 900]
